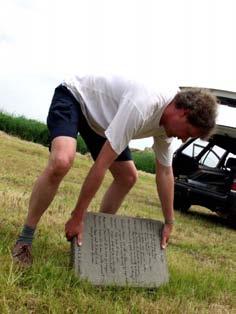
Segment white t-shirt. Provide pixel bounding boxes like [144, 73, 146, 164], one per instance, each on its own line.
[63, 75, 179, 167]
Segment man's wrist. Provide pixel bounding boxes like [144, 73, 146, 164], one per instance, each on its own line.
[71, 209, 86, 221]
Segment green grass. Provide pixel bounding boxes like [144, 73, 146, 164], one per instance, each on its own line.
[132, 150, 155, 173]
[0, 131, 235, 313]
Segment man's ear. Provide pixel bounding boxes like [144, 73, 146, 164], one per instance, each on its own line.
[178, 108, 188, 117]
[182, 108, 189, 117]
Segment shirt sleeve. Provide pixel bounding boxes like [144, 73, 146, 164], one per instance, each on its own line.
[152, 135, 175, 167]
[105, 97, 144, 155]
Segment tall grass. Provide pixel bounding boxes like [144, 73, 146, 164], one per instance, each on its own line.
[132, 150, 156, 173]
[0, 111, 49, 146]
[0, 111, 155, 173]
[0, 111, 88, 154]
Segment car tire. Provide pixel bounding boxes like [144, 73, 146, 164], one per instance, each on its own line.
[226, 211, 236, 229]
[174, 195, 191, 212]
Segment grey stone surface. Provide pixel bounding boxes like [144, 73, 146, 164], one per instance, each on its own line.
[71, 212, 169, 287]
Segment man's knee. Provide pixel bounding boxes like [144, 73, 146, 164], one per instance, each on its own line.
[117, 170, 138, 189]
[47, 154, 75, 180]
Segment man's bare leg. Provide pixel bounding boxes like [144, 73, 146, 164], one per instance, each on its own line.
[25, 136, 77, 227]
[100, 160, 138, 214]
[13, 136, 76, 266]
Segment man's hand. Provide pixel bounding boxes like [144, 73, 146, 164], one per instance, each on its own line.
[161, 223, 173, 249]
[65, 216, 84, 246]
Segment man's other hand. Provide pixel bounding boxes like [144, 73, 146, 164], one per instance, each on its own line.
[161, 223, 173, 249]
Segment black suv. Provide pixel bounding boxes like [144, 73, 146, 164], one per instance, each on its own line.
[173, 89, 236, 227]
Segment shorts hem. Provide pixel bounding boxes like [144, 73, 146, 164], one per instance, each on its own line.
[49, 130, 77, 142]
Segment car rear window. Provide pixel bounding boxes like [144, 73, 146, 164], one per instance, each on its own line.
[199, 145, 226, 168]
[182, 139, 208, 158]
[182, 139, 228, 168]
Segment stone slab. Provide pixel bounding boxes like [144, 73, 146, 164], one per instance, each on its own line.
[71, 212, 169, 287]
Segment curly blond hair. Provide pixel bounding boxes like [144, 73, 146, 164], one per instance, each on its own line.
[174, 88, 218, 138]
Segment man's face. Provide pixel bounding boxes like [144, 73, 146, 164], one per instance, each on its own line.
[164, 109, 203, 142]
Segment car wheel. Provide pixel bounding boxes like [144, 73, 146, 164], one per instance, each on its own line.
[226, 211, 236, 229]
[174, 195, 191, 212]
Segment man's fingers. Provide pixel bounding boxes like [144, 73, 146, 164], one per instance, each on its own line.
[161, 227, 167, 249]
[77, 232, 82, 246]
[66, 232, 73, 241]
[160, 223, 173, 249]
[161, 236, 167, 249]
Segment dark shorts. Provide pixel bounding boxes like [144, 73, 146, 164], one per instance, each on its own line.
[47, 85, 132, 161]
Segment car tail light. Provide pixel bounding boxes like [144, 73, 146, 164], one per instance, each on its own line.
[231, 179, 236, 192]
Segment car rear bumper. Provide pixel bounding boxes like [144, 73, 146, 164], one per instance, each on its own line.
[174, 180, 235, 212]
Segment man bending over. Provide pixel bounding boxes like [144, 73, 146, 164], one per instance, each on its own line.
[12, 74, 217, 266]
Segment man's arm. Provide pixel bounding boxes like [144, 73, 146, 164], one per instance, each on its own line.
[155, 159, 175, 249]
[65, 140, 118, 243]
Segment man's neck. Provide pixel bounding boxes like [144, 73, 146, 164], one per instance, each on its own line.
[160, 100, 174, 127]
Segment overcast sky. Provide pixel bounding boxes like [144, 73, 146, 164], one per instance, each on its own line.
[0, 0, 235, 149]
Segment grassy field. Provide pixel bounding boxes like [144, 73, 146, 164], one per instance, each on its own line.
[0, 131, 235, 314]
